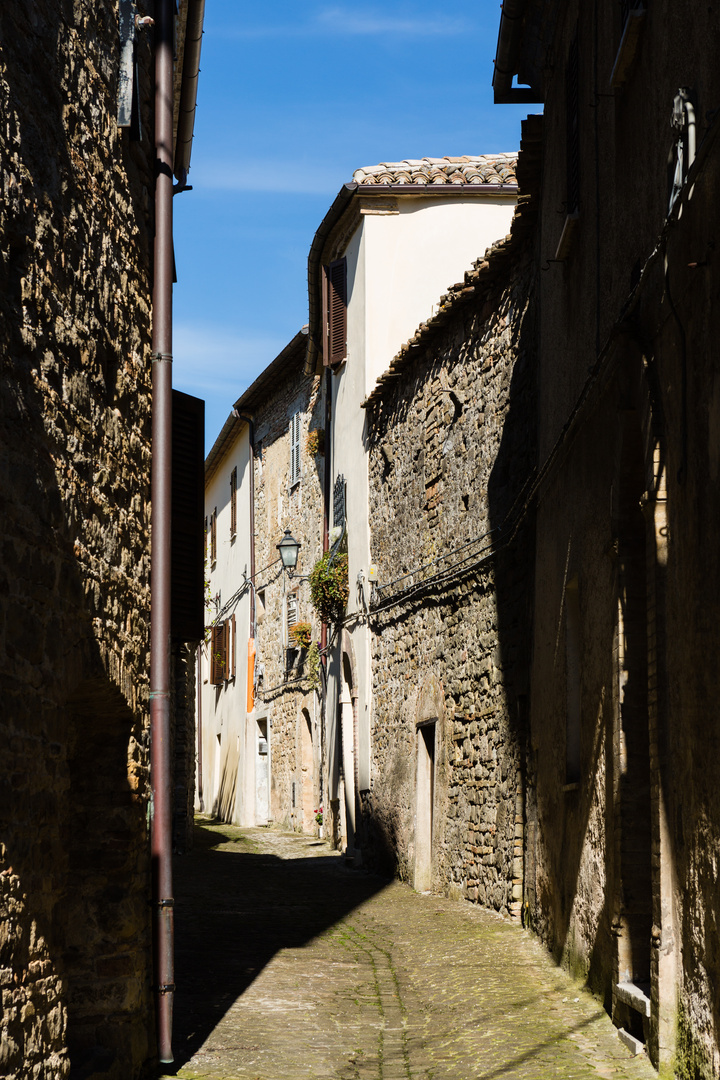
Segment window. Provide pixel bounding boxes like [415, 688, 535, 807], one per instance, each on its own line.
[204, 516, 208, 565]
[290, 412, 301, 487]
[210, 507, 217, 564]
[322, 257, 347, 367]
[230, 466, 237, 538]
[209, 615, 236, 686]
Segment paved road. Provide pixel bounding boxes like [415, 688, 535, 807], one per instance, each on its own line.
[160, 821, 656, 1080]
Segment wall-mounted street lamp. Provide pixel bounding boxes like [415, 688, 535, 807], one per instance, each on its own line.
[276, 529, 301, 574]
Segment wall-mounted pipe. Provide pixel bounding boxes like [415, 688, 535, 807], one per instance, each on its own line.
[150, 0, 176, 1064]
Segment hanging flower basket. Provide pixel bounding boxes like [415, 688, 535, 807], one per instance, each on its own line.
[288, 622, 312, 650]
[309, 551, 349, 625]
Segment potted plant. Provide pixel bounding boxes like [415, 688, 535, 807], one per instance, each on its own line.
[288, 621, 312, 650]
[309, 552, 349, 625]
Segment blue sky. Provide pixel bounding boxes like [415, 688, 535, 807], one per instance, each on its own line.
[172, 2, 532, 450]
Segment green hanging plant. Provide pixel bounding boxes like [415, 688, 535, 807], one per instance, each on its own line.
[288, 621, 312, 650]
[309, 551, 349, 625]
[306, 640, 320, 690]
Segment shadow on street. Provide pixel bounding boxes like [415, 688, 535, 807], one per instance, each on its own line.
[165, 821, 389, 1072]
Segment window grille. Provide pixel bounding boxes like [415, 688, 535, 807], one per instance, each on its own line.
[333, 474, 346, 533]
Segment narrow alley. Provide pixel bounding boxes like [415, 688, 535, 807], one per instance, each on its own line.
[163, 821, 657, 1080]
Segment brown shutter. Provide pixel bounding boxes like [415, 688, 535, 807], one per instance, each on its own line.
[210, 507, 217, 563]
[229, 614, 236, 680]
[326, 258, 347, 366]
[210, 623, 225, 685]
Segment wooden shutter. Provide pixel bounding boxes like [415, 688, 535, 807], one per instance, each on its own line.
[229, 614, 236, 680]
[566, 31, 580, 215]
[230, 467, 237, 538]
[286, 593, 299, 642]
[171, 389, 205, 642]
[325, 258, 347, 367]
[210, 622, 226, 685]
[210, 507, 217, 564]
[290, 412, 301, 486]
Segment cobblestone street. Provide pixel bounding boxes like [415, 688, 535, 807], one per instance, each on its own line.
[160, 821, 657, 1080]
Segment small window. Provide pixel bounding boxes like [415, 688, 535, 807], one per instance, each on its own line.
[230, 466, 237, 538]
[323, 257, 347, 367]
[256, 588, 266, 625]
[290, 412, 301, 487]
[210, 507, 217, 564]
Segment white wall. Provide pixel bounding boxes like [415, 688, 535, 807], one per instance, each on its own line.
[363, 195, 516, 394]
[198, 423, 253, 825]
[327, 191, 517, 838]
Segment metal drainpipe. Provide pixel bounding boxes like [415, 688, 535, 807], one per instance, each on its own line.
[151, 0, 175, 1064]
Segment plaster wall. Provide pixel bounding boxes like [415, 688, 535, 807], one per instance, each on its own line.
[362, 196, 516, 393]
[200, 428, 252, 825]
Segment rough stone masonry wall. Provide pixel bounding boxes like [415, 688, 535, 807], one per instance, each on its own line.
[365, 249, 535, 917]
[0, 4, 161, 1077]
[253, 364, 325, 830]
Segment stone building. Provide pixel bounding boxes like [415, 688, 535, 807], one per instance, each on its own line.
[304, 154, 519, 858]
[361, 119, 540, 910]
[0, 3, 204, 1077]
[494, 0, 720, 1072]
[198, 331, 326, 834]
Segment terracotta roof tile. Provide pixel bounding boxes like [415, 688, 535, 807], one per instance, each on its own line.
[352, 154, 518, 187]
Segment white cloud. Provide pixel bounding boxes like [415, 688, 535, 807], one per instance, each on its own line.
[188, 160, 341, 196]
[173, 323, 289, 399]
[217, 8, 467, 40]
[316, 8, 467, 35]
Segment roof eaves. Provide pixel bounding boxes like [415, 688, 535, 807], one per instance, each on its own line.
[493, 0, 544, 104]
[234, 329, 308, 414]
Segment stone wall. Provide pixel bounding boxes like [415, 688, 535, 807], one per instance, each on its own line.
[251, 347, 326, 833]
[0, 4, 173, 1076]
[522, 2, 720, 1070]
[364, 191, 537, 914]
